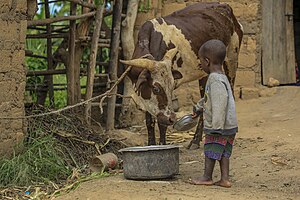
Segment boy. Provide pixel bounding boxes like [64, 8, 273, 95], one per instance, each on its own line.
[190, 39, 238, 188]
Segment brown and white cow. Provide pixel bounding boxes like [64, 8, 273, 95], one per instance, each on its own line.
[120, 2, 243, 148]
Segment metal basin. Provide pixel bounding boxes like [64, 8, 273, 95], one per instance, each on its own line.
[119, 145, 180, 180]
[173, 114, 198, 131]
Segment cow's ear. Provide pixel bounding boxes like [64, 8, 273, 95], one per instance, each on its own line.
[172, 70, 183, 80]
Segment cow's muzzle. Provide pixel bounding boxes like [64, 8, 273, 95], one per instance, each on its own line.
[157, 112, 176, 126]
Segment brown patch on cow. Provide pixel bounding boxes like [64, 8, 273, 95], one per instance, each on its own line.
[153, 82, 168, 110]
[177, 57, 183, 68]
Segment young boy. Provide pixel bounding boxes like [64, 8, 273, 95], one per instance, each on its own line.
[190, 39, 238, 188]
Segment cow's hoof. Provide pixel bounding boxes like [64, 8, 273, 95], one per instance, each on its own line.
[187, 143, 200, 150]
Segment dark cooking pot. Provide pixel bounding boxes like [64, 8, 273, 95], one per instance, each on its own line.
[119, 145, 180, 180]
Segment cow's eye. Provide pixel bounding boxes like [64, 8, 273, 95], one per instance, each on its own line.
[153, 86, 160, 94]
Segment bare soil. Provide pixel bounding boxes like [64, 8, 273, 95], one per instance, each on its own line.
[55, 86, 300, 200]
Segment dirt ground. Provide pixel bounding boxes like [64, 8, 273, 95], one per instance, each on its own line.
[55, 86, 300, 200]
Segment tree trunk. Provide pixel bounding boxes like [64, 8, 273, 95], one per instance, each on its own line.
[119, 0, 139, 127]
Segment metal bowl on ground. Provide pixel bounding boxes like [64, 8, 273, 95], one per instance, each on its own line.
[173, 114, 198, 131]
[119, 145, 180, 180]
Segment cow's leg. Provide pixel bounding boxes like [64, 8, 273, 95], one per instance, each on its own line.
[158, 123, 167, 145]
[187, 77, 207, 149]
[146, 111, 156, 145]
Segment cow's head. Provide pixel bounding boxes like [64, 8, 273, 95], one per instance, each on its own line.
[120, 48, 183, 126]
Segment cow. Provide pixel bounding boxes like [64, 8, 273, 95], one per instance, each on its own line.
[120, 2, 243, 148]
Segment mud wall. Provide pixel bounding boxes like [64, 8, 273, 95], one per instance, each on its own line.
[0, 0, 27, 157]
[134, 0, 262, 102]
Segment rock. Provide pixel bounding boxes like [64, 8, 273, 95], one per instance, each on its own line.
[267, 77, 280, 87]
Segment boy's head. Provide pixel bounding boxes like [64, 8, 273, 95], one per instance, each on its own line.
[198, 39, 226, 74]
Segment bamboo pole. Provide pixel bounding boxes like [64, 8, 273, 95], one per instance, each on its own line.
[85, 4, 105, 124]
[106, 0, 123, 131]
[45, 0, 55, 106]
[27, 11, 96, 27]
[67, 2, 77, 105]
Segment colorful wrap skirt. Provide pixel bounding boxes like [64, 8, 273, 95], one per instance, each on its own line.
[204, 134, 235, 160]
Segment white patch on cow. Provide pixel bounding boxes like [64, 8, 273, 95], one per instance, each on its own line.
[150, 19, 207, 87]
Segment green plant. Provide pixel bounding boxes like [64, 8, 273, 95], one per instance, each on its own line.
[0, 135, 72, 187]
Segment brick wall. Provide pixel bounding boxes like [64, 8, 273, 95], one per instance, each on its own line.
[0, 0, 27, 157]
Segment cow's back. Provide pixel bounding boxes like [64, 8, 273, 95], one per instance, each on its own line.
[130, 2, 243, 85]
[163, 2, 238, 54]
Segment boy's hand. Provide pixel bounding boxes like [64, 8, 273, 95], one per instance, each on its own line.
[192, 112, 199, 119]
[192, 105, 203, 118]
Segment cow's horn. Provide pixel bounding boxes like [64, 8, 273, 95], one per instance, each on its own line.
[120, 59, 155, 71]
[163, 47, 178, 61]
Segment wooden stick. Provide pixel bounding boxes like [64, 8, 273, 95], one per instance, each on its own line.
[65, 0, 97, 9]
[26, 33, 68, 39]
[27, 11, 96, 27]
[27, 69, 67, 76]
[106, 0, 123, 131]
[85, 4, 105, 124]
[45, 0, 55, 106]
[67, 2, 77, 105]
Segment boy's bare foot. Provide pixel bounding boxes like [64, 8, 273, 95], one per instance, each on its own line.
[214, 179, 232, 188]
[187, 177, 213, 186]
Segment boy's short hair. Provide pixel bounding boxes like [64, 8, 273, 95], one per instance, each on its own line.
[199, 39, 226, 65]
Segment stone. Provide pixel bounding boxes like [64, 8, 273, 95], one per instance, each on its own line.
[267, 77, 280, 87]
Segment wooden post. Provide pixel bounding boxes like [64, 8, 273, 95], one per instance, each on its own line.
[85, 4, 105, 124]
[119, 0, 139, 127]
[45, 0, 54, 106]
[67, 2, 77, 105]
[106, 0, 123, 131]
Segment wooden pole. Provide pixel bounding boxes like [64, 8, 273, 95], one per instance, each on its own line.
[67, 2, 77, 105]
[45, 0, 55, 106]
[85, 4, 105, 124]
[27, 11, 96, 27]
[106, 0, 123, 131]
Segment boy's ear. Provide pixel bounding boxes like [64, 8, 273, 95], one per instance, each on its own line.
[205, 57, 210, 65]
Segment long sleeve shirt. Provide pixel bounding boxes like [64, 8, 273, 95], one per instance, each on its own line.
[194, 73, 238, 135]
